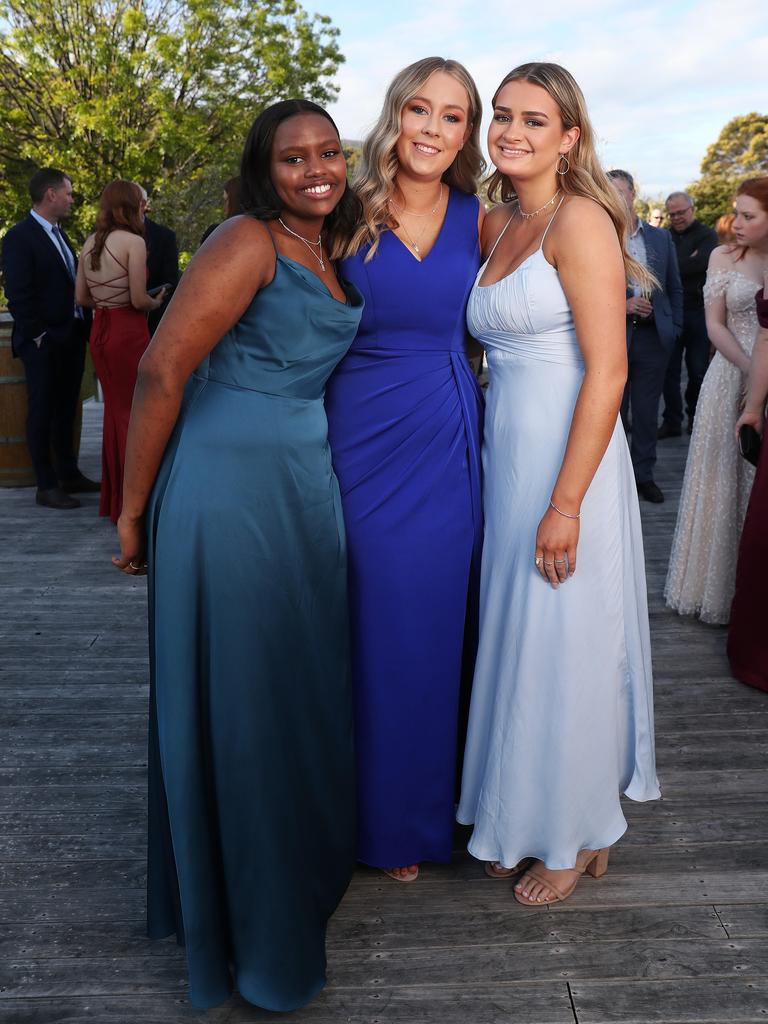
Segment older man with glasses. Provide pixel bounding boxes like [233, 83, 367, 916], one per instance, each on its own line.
[658, 192, 718, 438]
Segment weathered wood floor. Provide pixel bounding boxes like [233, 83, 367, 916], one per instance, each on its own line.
[1, 403, 766, 1024]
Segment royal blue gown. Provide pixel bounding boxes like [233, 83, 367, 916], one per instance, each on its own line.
[325, 188, 483, 867]
[146, 249, 363, 1010]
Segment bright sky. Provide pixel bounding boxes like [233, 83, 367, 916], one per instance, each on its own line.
[308, 0, 767, 198]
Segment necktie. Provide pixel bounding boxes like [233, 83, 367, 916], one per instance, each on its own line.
[52, 225, 76, 281]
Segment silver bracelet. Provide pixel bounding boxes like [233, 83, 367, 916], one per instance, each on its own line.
[550, 499, 580, 520]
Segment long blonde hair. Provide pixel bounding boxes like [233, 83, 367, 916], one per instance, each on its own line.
[487, 62, 656, 292]
[340, 56, 485, 261]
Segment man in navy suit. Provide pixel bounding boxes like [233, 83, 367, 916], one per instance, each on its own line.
[1, 167, 99, 509]
[609, 170, 683, 503]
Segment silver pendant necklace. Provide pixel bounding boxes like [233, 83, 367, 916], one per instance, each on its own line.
[387, 184, 444, 259]
[517, 190, 561, 220]
[278, 217, 325, 271]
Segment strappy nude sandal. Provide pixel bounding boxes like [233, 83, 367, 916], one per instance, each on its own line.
[382, 865, 419, 883]
[485, 858, 533, 879]
[513, 848, 609, 906]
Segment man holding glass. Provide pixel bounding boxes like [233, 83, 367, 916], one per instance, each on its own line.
[608, 170, 683, 503]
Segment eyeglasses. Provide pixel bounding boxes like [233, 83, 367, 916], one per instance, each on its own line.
[667, 207, 692, 217]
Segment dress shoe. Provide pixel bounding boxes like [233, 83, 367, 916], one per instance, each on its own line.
[36, 487, 81, 509]
[657, 422, 682, 440]
[59, 472, 101, 493]
[637, 481, 664, 503]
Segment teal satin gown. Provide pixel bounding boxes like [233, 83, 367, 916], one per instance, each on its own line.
[145, 249, 363, 1011]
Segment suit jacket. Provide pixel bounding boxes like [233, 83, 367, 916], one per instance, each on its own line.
[1, 214, 91, 355]
[626, 221, 683, 349]
[144, 216, 179, 335]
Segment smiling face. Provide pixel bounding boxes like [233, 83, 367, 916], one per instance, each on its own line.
[269, 112, 348, 222]
[394, 70, 471, 183]
[488, 79, 578, 185]
[733, 193, 768, 249]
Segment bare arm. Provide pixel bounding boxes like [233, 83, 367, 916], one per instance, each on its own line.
[536, 198, 628, 587]
[114, 218, 275, 569]
[127, 236, 164, 312]
[704, 248, 751, 374]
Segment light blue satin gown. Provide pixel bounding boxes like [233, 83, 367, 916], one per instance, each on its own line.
[457, 204, 660, 870]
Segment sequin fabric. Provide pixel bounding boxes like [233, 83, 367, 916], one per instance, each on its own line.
[664, 268, 758, 624]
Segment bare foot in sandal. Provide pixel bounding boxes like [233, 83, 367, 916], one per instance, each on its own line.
[383, 864, 419, 882]
[514, 848, 609, 905]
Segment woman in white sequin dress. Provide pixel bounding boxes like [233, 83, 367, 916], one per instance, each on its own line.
[665, 180, 768, 624]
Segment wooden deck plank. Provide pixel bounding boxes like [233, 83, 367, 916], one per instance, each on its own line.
[1, 402, 766, 1022]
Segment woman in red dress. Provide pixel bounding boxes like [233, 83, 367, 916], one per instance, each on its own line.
[76, 180, 166, 522]
[730, 191, 768, 693]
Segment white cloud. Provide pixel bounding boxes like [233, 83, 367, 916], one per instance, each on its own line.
[323, 0, 767, 194]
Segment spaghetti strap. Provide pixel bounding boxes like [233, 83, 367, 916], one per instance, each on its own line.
[539, 195, 566, 249]
[264, 225, 279, 256]
[103, 241, 130, 272]
[486, 212, 515, 263]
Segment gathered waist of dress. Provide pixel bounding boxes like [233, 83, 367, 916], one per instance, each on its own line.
[342, 344, 474, 359]
[482, 331, 584, 368]
[192, 372, 324, 403]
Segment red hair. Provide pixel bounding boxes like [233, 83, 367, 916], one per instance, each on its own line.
[91, 179, 144, 269]
[730, 177, 768, 261]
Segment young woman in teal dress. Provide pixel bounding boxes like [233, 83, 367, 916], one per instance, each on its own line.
[113, 101, 363, 1011]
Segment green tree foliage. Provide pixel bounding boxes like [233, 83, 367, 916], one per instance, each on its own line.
[0, 0, 344, 247]
[688, 113, 768, 226]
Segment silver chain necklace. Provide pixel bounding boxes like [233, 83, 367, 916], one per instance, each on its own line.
[278, 217, 325, 271]
[517, 190, 561, 220]
[388, 183, 443, 218]
[387, 184, 444, 259]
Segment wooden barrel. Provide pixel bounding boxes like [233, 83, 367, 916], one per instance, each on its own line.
[0, 313, 83, 488]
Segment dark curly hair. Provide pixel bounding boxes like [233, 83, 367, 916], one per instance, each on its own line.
[240, 99, 361, 259]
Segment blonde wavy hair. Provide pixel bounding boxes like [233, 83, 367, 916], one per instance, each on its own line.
[339, 56, 485, 261]
[486, 62, 657, 293]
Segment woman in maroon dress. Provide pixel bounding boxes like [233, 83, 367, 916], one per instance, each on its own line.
[76, 180, 166, 522]
[730, 202, 768, 692]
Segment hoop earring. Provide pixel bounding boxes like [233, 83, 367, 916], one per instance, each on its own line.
[556, 154, 570, 175]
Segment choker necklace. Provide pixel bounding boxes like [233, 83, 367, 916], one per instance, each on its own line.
[278, 217, 325, 271]
[517, 190, 561, 220]
[388, 183, 443, 218]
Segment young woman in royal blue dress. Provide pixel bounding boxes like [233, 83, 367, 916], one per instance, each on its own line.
[113, 101, 363, 1011]
[325, 57, 485, 882]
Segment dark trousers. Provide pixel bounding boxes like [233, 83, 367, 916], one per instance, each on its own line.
[17, 322, 87, 489]
[621, 321, 672, 485]
[661, 306, 709, 429]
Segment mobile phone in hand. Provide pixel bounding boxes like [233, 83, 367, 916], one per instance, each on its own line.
[148, 283, 172, 298]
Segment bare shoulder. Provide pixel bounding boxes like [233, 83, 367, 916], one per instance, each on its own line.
[549, 196, 620, 263]
[194, 215, 274, 267]
[117, 231, 147, 252]
[182, 215, 276, 294]
[707, 243, 740, 270]
[554, 195, 614, 237]
[481, 202, 514, 249]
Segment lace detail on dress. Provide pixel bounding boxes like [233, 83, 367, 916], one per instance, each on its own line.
[703, 268, 731, 302]
[665, 267, 759, 624]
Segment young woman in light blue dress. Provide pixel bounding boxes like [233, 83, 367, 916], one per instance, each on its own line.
[457, 63, 660, 906]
